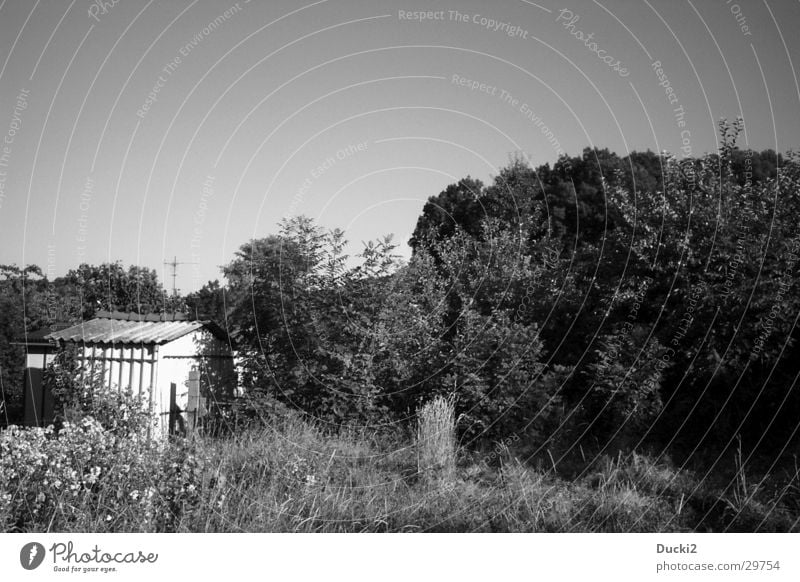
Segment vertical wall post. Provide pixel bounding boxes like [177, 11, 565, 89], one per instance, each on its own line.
[128, 344, 134, 391]
[185, 369, 201, 434]
[147, 345, 158, 441]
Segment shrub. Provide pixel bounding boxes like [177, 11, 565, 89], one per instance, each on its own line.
[577, 331, 667, 449]
[45, 346, 154, 438]
[0, 418, 148, 531]
[0, 413, 201, 532]
[3, 412, 796, 532]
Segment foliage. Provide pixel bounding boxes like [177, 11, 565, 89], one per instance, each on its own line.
[224, 217, 406, 425]
[44, 346, 154, 437]
[185, 279, 228, 323]
[3, 413, 797, 533]
[214, 122, 800, 454]
[401, 120, 800, 455]
[574, 329, 667, 449]
[601, 121, 800, 449]
[0, 353, 201, 534]
[3, 120, 800, 534]
[57, 262, 182, 319]
[0, 418, 206, 532]
[408, 176, 486, 252]
[0, 264, 50, 425]
[0, 262, 177, 426]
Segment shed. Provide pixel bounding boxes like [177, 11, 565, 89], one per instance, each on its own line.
[27, 311, 237, 436]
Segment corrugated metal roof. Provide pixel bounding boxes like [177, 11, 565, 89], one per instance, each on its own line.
[12, 326, 67, 346]
[93, 310, 192, 322]
[46, 317, 209, 345]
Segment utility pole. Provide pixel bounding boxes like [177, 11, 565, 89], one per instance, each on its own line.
[163, 256, 198, 297]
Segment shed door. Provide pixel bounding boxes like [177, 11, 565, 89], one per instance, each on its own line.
[22, 368, 54, 427]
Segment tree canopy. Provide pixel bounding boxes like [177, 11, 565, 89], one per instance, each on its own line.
[4, 121, 799, 462]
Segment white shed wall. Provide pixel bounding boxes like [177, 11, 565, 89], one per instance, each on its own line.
[78, 344, 156, 398]
[72, 328, 235, 437]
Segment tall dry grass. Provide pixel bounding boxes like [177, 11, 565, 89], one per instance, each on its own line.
[3, 411, 799, 532]
[416, 396, 457, 484]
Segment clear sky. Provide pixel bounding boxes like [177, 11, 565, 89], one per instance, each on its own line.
[0, 0, 798, 294]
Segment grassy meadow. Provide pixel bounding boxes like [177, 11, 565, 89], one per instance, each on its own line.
[3, 398, 799, 533]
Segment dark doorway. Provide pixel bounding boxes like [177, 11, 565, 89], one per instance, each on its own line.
[22, 367, 54, 427]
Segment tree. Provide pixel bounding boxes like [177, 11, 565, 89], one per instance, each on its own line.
[0, 265, 50, 425]
[202, 124, 800, 456]
[602, 120, 800, 448]
[55, 262, 180, 319]
[224, 217, 403, 424]
[409, 177, 486, 253]
[185, 280, 228, 323]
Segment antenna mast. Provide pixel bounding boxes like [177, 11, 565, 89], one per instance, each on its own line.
[163, 256, 198, 296]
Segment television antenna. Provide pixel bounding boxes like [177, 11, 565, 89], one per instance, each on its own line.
[163, 256, 198, 296]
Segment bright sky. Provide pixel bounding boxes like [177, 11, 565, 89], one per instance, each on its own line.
[0, 0, 798, 294]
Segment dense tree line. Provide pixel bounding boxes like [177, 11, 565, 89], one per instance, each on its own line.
[3, 120, 799, 465]
[216, 120, 798, 460]
[403, 120, 799, 457]
[0, 263, 180, 425]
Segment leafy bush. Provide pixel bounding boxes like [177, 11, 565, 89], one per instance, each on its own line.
[45, 346, 154, 437]
[0, 417, 207, 532]
[575, 330, 667, 449]
[1, 364, 200, 532]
